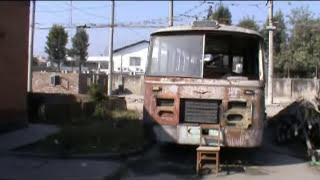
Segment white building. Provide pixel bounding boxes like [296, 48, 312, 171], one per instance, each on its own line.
[112, 40, 149, 75]
[86, 40, 149, 74]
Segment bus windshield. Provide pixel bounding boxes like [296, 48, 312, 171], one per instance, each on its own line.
[146, 34, 260, 80]
[146, 35, 204, 78]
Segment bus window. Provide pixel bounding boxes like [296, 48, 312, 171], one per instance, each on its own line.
[203, 35, 259, 80]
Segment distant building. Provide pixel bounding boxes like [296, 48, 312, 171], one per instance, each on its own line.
[85, 40, 149, 75]
[35, 56, 48, 64]
[0, 1, 30, 130]
[112, 40, 149, 75]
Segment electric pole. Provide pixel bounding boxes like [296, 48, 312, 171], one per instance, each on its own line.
[267, 0, 276, 104]
[169, 0, 173, 26]
[27, 0, 36, 92]
[108, 0, 115, 96]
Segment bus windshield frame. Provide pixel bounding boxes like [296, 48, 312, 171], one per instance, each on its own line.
[146, 33, 263, 81]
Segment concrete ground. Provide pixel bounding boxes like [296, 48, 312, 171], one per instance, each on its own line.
[122, 130, 320, 180]
[0, 155, 122, 180]
[121, 101, 320, 179]
[0, 124, 59, 152]
[0, 100, 319, 180]
[0, 124, 123, 180]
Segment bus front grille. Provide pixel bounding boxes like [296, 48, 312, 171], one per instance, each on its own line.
[180, 99, 220, 124]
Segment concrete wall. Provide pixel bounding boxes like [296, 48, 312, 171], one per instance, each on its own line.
[110, 76, 320, 98]
[32, 72, 108, 95]
[273, 78, 320, 99]
[112, 74, 144, 95]
[0, 1, 30, 129]
[78, 73, 108, 94]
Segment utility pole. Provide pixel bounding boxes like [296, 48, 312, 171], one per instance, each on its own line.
[169, 0, 173, 26]
[70, 0, 74, 72]
[27, 0, 36, 92]
[267, 0, 276, 104]
[108, 0, 115, 96]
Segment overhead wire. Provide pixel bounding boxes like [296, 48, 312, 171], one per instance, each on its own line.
[35, 1, 268, 30]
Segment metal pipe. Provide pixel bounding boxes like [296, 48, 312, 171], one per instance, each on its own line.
[267, 0, 274, 105]
[27, 0, 36, 92]
[108, 0, 115, 96]
[169, 0, 173, 26]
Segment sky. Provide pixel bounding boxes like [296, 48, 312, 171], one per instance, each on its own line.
[33, 1, 320, 57]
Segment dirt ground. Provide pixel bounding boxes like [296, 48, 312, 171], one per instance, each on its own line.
[120, 96, 320, 179]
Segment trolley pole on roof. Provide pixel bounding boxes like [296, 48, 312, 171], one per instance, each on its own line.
[27, 0, 36, 92]
[108, 0, 115, 96]
[267, 0, 276, 105]
[169, 0, 173, 26]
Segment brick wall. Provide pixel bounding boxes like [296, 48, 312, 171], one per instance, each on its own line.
[32, 72, 108, 95]
[32, 72, 79, 94]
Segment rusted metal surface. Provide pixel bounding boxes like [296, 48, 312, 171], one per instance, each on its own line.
[144, 77, 265, 147]
[143, 23, 265, 148]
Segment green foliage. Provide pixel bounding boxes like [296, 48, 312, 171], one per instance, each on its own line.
[70, 28, 89, 72]
[238, 16, 260, 32]
[261, 10, 288, 55]
[89, 83, 106, 103]
[273, 6, 320, 78]
[45, 25, 68, 71]
[209, 5, 232, 25]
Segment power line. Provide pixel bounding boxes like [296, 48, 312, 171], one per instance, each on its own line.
[65, 2, 109, 21]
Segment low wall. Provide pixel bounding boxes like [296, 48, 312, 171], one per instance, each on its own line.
[273, 78, 320, 99]
[112, 74, 144, 95]
[32, 72, 79, 94]
[32, 72, 107, 94]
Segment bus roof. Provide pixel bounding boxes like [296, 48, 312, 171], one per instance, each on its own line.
[151, 21, 263, 39]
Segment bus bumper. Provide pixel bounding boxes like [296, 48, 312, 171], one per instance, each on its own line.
[153, 124, 263, 147]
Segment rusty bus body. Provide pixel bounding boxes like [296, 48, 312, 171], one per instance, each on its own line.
[143, 21, 266, 148]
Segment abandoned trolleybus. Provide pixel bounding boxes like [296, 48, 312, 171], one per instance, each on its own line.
[143, 21, 265, 148]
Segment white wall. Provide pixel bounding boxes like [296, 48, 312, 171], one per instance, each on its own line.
[113, 42, 149, 74]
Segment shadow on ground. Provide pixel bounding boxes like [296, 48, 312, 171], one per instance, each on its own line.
[125, 125, 309, 179]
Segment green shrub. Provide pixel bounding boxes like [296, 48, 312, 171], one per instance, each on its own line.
[92, 102, 112, 120]
[88, 83, 106, 103]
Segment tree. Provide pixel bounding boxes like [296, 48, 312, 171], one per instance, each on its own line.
[70, 27, 89, 73]
[45, 25, 68, 71]
[271, 6, 320, 78]
[238, 16, 260, 32]
[261, 10, 289, 77]
[208, 5, 232, 25]
[285, 6, 320, 78]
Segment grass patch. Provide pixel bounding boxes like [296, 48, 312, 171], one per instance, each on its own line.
[17, 109, 146, 154]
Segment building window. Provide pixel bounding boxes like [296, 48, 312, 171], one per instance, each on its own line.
[129, 57, 141, 66]
[50, 75, 60, 86]
[100, 62, 109, 69]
